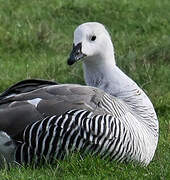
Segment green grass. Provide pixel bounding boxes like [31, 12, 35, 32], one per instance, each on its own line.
[0, 0, 170, 179]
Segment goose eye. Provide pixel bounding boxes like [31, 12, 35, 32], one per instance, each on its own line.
[90, 35, 96, 41]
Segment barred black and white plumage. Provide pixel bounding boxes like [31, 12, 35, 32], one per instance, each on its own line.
[6, 90, 155, 166]
[13, 108, 148, 165]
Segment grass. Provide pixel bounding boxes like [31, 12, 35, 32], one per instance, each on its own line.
[0, 0, 169, 179]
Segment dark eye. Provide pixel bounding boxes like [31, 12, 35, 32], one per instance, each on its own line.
[90, 35, 96, 41]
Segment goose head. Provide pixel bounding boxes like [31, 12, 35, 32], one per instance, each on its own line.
[67, 22, 116, 66]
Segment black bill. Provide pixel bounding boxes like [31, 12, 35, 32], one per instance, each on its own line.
[67, 42, 87, 65]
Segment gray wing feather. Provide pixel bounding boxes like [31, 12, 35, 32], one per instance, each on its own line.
[0, 84, 108, 137]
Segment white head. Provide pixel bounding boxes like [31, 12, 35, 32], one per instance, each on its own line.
[68, 22, 116, 66]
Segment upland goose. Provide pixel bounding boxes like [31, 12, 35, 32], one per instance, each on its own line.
[0, 22, 158, 167]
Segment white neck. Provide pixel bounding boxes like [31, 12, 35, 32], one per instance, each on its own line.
[83, 59, 134, 95]
[83, 59, 158, 134]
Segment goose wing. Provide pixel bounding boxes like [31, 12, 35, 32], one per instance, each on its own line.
[0, 84, 109, 137]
